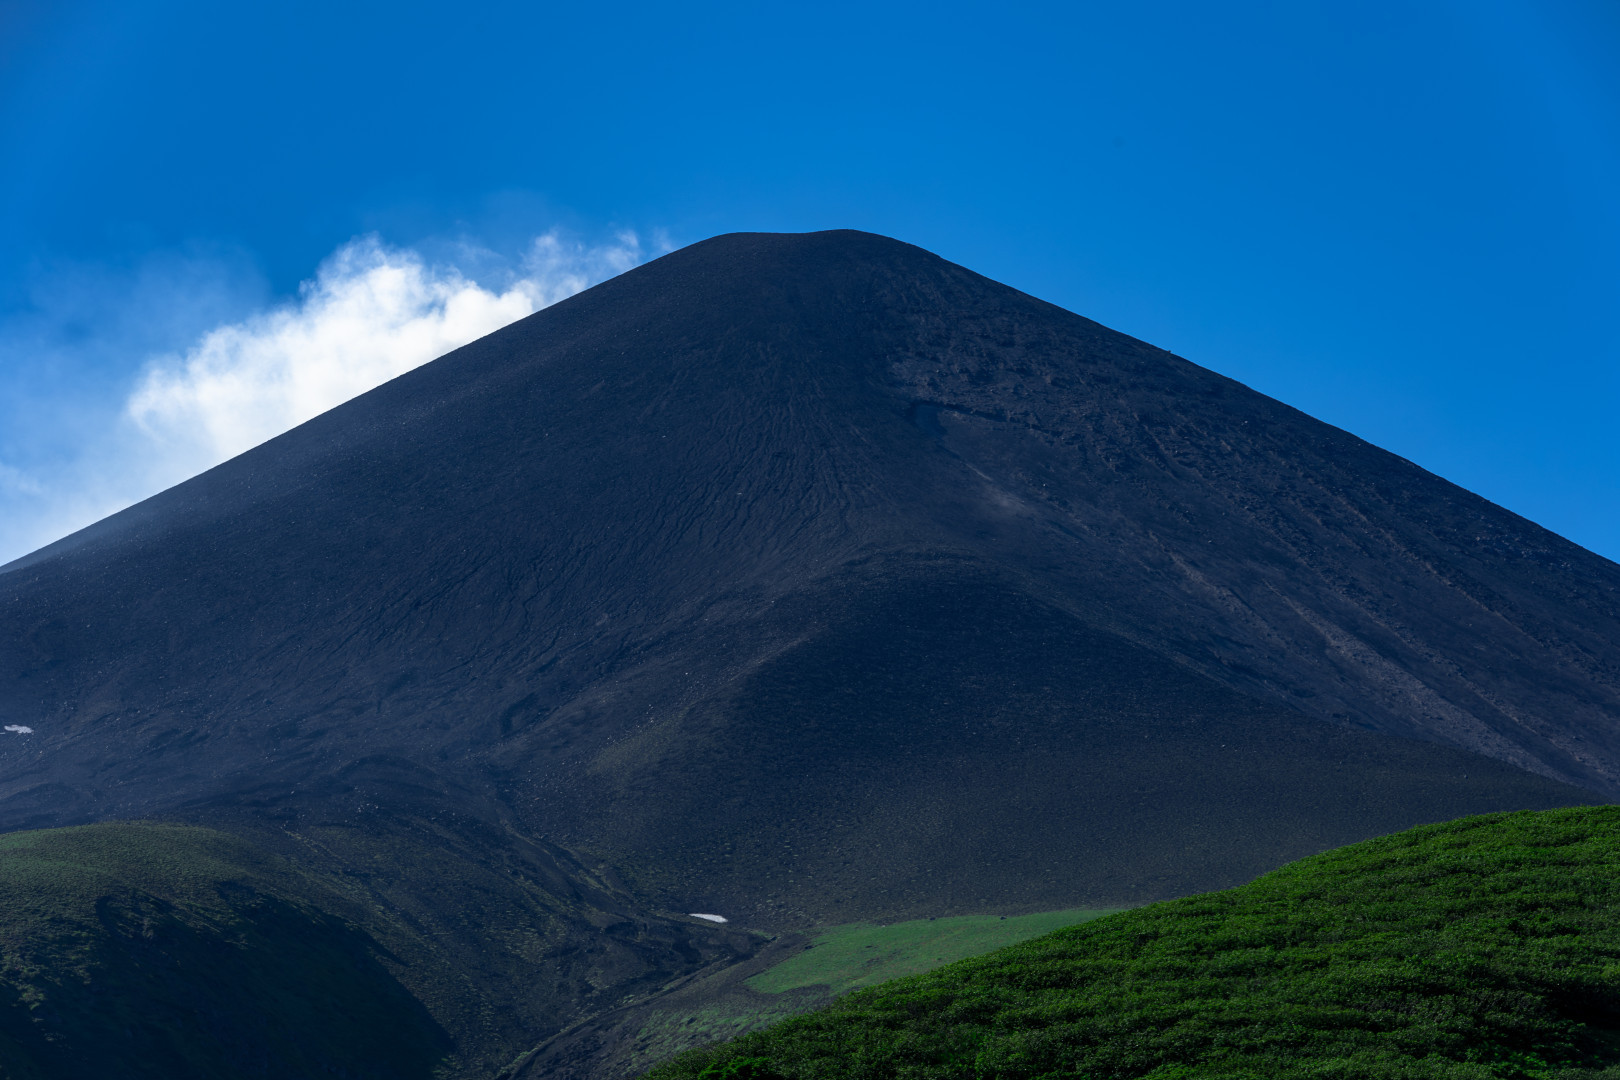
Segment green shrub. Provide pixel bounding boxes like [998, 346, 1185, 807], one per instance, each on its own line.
[697, 1057, 787, 1080]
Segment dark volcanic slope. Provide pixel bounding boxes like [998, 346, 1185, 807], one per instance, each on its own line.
[1, 231, 1616, 929]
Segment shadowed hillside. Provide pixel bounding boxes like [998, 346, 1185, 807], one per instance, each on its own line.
[0, 823, 446, 1079]
[0, 230, 1614, 1075]
[0, 819, 758, 1078]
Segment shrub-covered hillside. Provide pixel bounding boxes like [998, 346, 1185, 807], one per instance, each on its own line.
[646, 806, 1620, 1080]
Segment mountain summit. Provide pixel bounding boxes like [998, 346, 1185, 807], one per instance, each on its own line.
[0, 230, 1614, 1073]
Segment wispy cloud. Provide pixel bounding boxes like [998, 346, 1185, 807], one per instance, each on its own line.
[0, 463, 43, 497]
[0, 230, 655, 565]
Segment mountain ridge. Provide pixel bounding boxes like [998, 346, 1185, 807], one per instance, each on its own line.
[0, 229, 1613, 1075]
[5, 231, 1614, 807]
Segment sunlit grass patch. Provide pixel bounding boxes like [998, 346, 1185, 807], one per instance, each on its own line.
[746, 908, 1125, 996]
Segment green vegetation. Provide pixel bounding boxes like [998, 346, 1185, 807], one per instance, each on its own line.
[630, 1002, 821, 1072]
[0, 812, 769, 1080]
[696, 1060, 786, 1080]
[0, 822, 449, 1079]
[645, 806, 1620, 1079]
[748, 910, 1124, 996]
[605, 911, 1127, 1074]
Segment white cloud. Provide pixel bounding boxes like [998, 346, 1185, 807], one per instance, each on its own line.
[128, 230, 645, 466]
[0, 230, 655, 566]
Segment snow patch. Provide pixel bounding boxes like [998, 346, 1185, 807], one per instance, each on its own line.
[4, 725, 33, 735]
[688, 913, 728, 923]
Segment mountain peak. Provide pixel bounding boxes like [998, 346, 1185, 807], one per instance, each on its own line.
[4, 230, 1616, 1076]
[2, 230, 1614, 902]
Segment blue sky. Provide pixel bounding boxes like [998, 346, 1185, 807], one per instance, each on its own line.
[0, 0, 1616, 564]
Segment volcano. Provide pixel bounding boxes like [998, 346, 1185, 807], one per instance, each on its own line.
[0, 231, 1615, 1078]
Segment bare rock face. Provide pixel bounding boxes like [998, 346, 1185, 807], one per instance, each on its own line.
[1, 228, 1614, 924]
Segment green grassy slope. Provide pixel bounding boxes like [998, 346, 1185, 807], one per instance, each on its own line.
[645, 806, 1620, 1080]
[505, 911, 1124, 1078]
[0, 822, 449, 1080]
[747, 910, 1124, 997]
